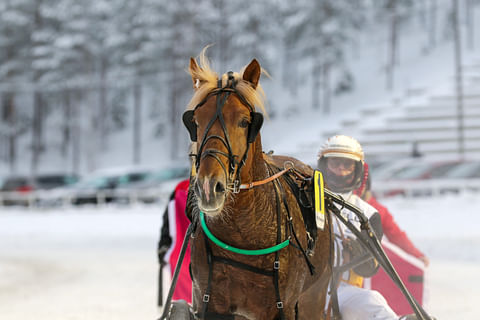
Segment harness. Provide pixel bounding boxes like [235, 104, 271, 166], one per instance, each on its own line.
[180, 75, 323, 319]
[193, 163, 318, 320]
[161, 71, 434, 320]
[160, 184, 434, 320]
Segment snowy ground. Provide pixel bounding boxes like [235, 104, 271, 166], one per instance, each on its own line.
[385, 194, 480, 319]
[0, 205, 161, 320]
[0, 194, 479, 319]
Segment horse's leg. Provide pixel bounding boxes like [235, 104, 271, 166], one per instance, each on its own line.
[296, 276, 330, 320]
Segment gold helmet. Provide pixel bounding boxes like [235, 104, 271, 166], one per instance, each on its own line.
[318, 135, 364, 161]
[317, 135, 365, 193]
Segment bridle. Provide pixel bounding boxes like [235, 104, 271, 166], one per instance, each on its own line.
[181, 73, 323, 320]
[182, 72, 264, 193]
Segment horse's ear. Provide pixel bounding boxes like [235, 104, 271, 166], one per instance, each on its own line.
[243, 59, 261, 89]
[189, 57, 201, 89]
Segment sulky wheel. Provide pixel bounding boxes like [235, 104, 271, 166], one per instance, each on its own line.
[168, 300, 194, 320]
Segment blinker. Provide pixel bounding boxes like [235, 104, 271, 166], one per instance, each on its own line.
[182, 110, 197, 141]
[182, 109, 263, 144]
[247, 112, 263, 143]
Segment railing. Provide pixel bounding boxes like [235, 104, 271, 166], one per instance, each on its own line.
[373, 178, 480, 198]
[0, 188, 172, 208]
[1, 179, 479, 208]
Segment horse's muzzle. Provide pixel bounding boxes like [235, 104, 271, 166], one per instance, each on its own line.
[194, 176, 226, 215]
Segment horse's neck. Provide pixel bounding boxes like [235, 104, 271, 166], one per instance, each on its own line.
[245, 134, 269, 184]
[239, 133, 270, 197]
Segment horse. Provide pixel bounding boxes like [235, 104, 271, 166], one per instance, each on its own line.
[182, 48, 333, 320]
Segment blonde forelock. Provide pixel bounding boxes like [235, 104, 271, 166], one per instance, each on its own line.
[186, 47, 268, 116]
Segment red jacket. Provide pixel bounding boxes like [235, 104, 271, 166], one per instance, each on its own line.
[168, 179, 192, 302]
[367, 195, 424, 259]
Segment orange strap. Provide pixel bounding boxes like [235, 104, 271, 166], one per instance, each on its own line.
[238, 167, 290, 190]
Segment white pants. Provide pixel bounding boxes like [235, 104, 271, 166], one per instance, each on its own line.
[337, 282, 398, 320]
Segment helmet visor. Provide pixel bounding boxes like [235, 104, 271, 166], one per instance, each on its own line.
[324, 157, 358, 193]
[326, 157, 356, 171]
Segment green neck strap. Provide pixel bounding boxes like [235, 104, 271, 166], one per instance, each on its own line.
[199, 211, 290, 255]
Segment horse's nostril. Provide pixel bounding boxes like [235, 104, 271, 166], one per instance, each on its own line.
[215, 181, 225, 194]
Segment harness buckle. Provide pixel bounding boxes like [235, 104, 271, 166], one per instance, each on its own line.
[203, 294, 210, 302]
[232, 180, 240, 193]
[274, 261, 280, 270]
[276, 301, 284, 309]
[283, 161, 294, 170]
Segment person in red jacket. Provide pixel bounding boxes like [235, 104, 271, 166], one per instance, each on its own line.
[356, 164, 429, 266]
[157, 179, 192, 306]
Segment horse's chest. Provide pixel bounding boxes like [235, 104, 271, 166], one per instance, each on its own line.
[193, 254, 277, 287]
[215, 262, 274, 288]
[209, 263, 282, 316]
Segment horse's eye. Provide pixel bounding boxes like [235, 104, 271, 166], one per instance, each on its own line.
[238, 118, 249, 128]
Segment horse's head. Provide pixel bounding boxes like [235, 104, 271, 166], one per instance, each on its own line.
[183, 51, 266, 217]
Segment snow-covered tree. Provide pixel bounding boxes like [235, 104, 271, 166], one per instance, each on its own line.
[280, 1, 364, 113]
[0, 0, 34, 171]
[370, 0, 415, 90]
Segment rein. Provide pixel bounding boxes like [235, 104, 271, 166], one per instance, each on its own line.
[324, 190, 434, 320]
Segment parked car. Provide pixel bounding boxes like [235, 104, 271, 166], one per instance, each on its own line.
[49, 167, 153, 205]
[0, 175, 35, 206]
[365, 158, 392, 172]
[1, 175, 34, 193]
[373, 159, 462, 198]
[387, 160, 462, 181]
[369, 158, 417, 181]
[124, 166, 190, 203]
[34, 173, 79, 190]
[0, 173, 81, 206]
[440, 160, 480, 179]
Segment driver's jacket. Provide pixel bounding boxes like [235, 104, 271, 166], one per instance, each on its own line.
[332, 192, 382, 287]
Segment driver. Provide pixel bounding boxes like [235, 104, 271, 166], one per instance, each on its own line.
[318, 135, 399, 320]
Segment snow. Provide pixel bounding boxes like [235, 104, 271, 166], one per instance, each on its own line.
[1, 3, 480, 319]
[383, 194, 480, 319]
[0, 206, 161, 320]
[0, 195, 479, 319]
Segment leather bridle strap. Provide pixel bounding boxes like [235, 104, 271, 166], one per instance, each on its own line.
[193, 72, 256, 190]
[236, 167, 291, 191]
[195, 89, 235, 172]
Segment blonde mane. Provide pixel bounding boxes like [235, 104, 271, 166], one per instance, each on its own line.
[186, 47, 267, 115]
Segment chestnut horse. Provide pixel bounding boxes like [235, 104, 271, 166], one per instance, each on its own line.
[182, 49, 332, 320]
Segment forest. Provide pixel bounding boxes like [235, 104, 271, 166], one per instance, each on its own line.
[0, 0, 477, 174]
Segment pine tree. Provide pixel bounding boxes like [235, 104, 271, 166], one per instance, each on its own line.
[0, 0, 33, 172]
